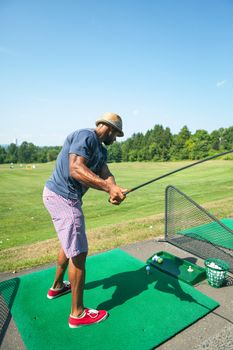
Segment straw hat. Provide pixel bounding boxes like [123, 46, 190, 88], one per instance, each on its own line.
[96, 112, 124, 137]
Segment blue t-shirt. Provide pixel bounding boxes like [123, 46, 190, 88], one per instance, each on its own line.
[46, 129, 107, 200]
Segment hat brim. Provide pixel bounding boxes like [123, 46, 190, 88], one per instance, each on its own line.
[96, 119, 124, 137]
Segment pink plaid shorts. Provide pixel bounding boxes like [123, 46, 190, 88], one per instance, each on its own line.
[43, 187, 88, 258]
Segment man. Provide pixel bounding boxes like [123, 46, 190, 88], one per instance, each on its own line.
[43, 112, 127, 328]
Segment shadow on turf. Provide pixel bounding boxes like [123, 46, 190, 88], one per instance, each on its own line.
[0, 278, 20, 346]
[85, 265, 205, 311]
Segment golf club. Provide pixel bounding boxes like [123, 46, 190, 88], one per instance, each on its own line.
[124, 149, 233, 196]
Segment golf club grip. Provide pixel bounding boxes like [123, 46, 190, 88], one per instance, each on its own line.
[123, 190, 131, 196]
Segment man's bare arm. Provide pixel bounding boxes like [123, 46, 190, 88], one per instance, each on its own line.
[99, 163, 116, 184]
[69, 154, 109, 191]
[69, 155, 126, 203]
[99, 163, 128, 204]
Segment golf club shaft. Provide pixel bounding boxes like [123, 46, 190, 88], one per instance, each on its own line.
[124, 149, 233, 196]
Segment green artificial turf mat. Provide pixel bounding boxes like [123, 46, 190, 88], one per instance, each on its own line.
[178, 218, 233, 250]
[1, 249, 219, 350]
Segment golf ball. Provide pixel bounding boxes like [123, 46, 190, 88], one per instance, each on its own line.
[208, 262, 221, 270]
[152, 255, 163, 264]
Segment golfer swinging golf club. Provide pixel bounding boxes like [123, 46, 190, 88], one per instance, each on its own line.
[43, 112, 127, 328]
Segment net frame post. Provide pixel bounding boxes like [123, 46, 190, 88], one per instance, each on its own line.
[164, 185, 170, 241]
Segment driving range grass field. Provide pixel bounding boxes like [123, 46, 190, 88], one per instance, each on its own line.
[0, 160, 233, 272]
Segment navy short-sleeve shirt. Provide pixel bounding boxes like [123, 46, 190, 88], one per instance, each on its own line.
[46, 129, 107, 200]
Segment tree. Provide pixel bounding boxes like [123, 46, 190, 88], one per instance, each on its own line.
[37, 147, 48, 163]
[189, 130, 210, 159]
[149, 125, 173, 161]
[47, 148, 60, 162]
[18, 142, 37, 163]
[121, 139, 133, 162]
[5, 143, 18, 163]
[107, 142, 122, 162]
[222, 127, 233, 149]
[128, 149, 138, 161]
[210, 130, 221, 150]
[0, 146, 7, 163]
[171, 126, 191, 160]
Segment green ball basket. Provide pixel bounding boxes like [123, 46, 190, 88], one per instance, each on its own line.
[204, 258, 229, 288]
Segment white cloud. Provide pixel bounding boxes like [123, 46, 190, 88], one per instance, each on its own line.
[216, 80, 227, 88]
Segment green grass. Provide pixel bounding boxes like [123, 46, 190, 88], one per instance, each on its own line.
[0, 160, 233, 271]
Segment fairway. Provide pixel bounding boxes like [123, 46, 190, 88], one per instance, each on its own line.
[0, 160, 233, 271]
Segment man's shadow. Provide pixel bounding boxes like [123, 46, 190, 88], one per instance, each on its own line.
[85, 263, 197, 311]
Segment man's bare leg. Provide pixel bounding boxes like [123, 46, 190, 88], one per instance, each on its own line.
[68, 252, 87, 316]
[52, 247, 69, 289]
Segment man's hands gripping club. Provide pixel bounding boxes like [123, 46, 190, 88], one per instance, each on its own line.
[69, 155, 127, 205]
[100, 163, 127, 205]
[108, 184, 127, 205]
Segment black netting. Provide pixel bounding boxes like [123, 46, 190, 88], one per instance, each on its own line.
[165, 185, 233, 273]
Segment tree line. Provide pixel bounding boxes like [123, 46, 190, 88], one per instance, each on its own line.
[0, 125, 233, 164]
[107, 125, 233, 162]
[0, 142, 61, 164]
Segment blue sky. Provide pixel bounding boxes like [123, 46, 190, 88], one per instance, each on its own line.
[0, 0, 232, 146]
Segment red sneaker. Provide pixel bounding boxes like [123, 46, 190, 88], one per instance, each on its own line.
[69, 308, 108, 328]
[47, 281, 71, 299]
